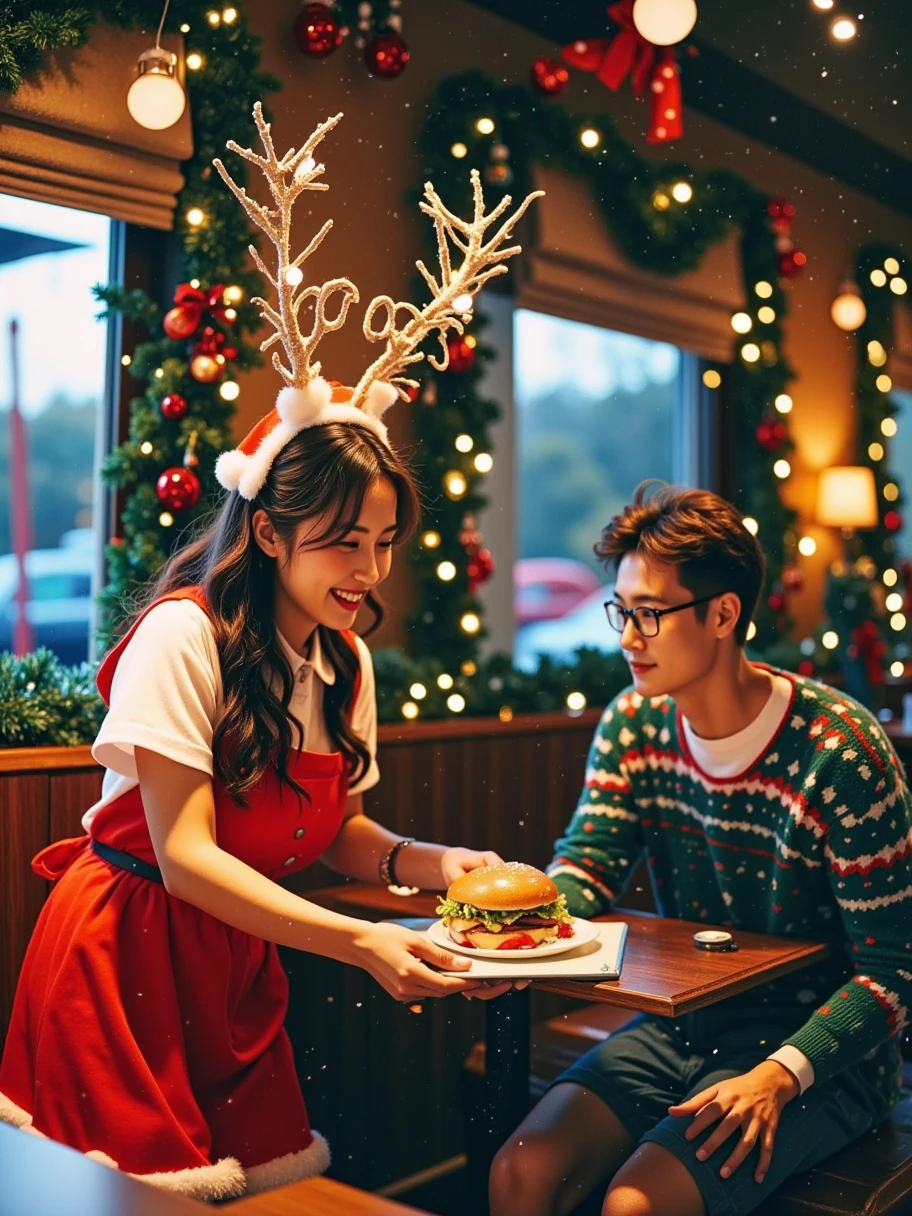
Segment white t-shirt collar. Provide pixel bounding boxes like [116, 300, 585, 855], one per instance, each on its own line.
[275, 626, 337, 686]
[681, 672, 792, 779]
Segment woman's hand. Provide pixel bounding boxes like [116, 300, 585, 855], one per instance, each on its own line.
[348, 921, 514, 1002]
[439, 847, 504, 888]
[668, 1060, 800, 1184]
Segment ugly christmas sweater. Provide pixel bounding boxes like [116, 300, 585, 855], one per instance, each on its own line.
[548, 670, 912, 1107]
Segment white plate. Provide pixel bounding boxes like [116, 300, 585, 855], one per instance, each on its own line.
[426, 917, 599, 959]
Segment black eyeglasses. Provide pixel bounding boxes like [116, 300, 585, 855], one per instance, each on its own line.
[604, 594, 723, 638]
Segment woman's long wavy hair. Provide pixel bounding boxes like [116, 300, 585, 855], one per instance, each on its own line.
[135, 423, 420, 805]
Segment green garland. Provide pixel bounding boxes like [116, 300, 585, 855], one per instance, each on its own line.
[407, 70, 799, 671]
[811, 246, 911, 707]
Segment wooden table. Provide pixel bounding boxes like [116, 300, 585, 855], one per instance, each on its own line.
[312, 885, 831, 1188]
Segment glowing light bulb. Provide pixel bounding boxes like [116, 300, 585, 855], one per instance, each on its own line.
[891, 613, 907, 632]
[891, 661, 905, 678]
[731, 312, 752, 334]
[884, 257, 901, 275]
[451, 142, 468, 159]
[886, 593, 904, 613]
[140, 441, 154, 455]
[444, 471, 467, 498]
[822, 631, 839, 650]
[186, 52, 204, 71]
[702, 370, 721, 389]
[746, 621, 757, 642]
[876, 374, 893, 393]
[742, 517, 759, 535]
[455, 433, 474, 452]
[881, 418, 898, 437]
[580, 127, 601, 149]
[284, 266, 304, 286]
[870, 269, 887, 287]
[437, 673, 454, 690]
[121, 354, 132, 366]
[774, 459, 791, 479]
[159, 512, 174, 527]
[755, 281, 773, 298]
[774, 394, 793, 414]
[671, 181, 693, 203]
[220, 381, 240, 401]
[566, 691, 587, 711]
[741, 343, 760, 363]
[798, 536, 817, 556]
[831, 16, 856, 40]
[869, 443, 884, 460]
[409, 683, 427, 700]
[474, 452, 493, 473]
[447, 693, 466, 713]
[452, 292, 473, 313]
[186, 207, 205, 226]
[758, 306, 776, 324]
[884, 569, 898, 587]
[421, 530, 441, 548]
[460, 613, 481, 634]
[126, 49, 186, 131]
[890, 277, 908, 295]
[475, 117, 495, 135]
[436, 561, 457, 581]
[401, 701, 419, 720]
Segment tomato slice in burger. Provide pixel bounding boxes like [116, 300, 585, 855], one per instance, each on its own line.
[498, 933, 537, 950]
[557, 922, 574, 939]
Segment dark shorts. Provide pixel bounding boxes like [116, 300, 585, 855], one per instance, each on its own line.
[553, 1006, 894, 1216]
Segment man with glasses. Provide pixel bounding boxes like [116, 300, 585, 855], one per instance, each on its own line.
[491, 482, 912, 1216]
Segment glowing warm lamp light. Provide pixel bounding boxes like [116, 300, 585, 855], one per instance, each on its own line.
[816, 466, 878, 530]
[798, 536, 817, 556]
[831, 16, 856, 40]
[830, 284, 866, 331]
[631, 0, 698, 46]
[127, 49, 186, 130]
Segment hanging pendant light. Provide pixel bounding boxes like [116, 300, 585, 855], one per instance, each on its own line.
[127, 0, 187, 131]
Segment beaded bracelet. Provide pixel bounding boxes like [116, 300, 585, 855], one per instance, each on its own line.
[379, 837, 415, 887]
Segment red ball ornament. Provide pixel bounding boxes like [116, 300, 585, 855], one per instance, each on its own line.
[781, 564, 805, 593]
[797, 659, 815, 677]
[467, 546, 496, 593]
[885, 510, 903, 532]
[768, 591, 787, 614]
[364, 30, 410, 78]
[160, 392, 188, 420]
[446, 336, 476, 373]
[156, 467, 201, 512]
[531, 56, 569, 96]
[767, 198, 796, 221]
[755, 419, 787, 452]
[190, 353, 221, 383]
[293, 2, 343, 57]
[164, 305, 201, 340]
[779, 250, 807, 278]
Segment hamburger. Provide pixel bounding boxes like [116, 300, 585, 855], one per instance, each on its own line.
[436, 861, 573, 950]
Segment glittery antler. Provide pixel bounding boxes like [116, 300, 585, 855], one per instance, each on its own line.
[349, 170, 543, 411]
[213, 102, 359, 387]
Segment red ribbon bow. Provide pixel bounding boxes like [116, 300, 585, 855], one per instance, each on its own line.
[561, 0, 684, 144]
[850, 620, 887, 687]
[173, 282, 232, 329]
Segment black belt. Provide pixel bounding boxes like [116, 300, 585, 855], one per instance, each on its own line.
[91, 838, 164, 884]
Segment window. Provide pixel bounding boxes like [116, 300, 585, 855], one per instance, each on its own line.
[513, 308, 702, 671]
[0, 195, 113, 664]
[890, 389, 912, 558]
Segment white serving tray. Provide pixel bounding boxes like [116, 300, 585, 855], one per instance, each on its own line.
[385, 916, 627, 980]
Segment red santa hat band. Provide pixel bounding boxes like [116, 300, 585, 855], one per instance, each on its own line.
[215, 378, 398, 501]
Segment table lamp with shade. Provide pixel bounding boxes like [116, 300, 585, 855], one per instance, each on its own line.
[816, 465, 886, 709]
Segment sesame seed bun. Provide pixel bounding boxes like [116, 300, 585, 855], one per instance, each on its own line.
[445, 862, 558, 912]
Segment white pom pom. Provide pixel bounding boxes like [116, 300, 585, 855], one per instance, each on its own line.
[215, 449, 248, 492]
[276, 377, 331, 426]
[363, 380, 399, 419]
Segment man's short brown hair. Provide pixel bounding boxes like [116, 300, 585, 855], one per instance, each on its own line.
[595, 482, 766, 645]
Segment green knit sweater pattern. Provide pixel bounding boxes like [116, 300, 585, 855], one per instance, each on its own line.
[548, 671, 912, 1106]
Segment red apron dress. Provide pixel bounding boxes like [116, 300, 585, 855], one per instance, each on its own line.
[0, 588, 360, 1201]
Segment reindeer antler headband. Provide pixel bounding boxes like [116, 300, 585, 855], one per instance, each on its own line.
[212, 102, 542, 500]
